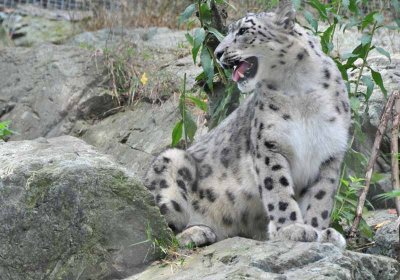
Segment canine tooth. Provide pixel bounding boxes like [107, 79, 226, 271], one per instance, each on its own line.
[238, 72, 245, 78]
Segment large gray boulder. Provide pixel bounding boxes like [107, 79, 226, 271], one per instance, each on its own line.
[0, 136, 171, 279]
[74, 98, 180, 179]
[0, 44, 114, 141]
[130, 237, 400, 280]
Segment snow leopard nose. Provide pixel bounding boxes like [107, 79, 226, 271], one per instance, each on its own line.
[215, 49, 224, 61]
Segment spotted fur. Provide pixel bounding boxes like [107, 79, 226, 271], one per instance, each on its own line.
[145, 1, 350, 249]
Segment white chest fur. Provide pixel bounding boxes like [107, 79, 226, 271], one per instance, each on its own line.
[287, 113, 348, 190]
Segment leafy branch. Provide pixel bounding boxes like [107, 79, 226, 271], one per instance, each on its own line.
[0, 120, 13, 140]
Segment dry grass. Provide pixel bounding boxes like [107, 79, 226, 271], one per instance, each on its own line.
[82, 0, 276, 31]
[82, 0, 398, 31]
[82, 0, 192, 30]
[100, 41, 187, 106]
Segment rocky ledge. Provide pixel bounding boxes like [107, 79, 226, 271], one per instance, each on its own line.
[131, 237, 400, 280]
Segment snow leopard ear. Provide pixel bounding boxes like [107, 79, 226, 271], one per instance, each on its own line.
[274, 1, 296, 30]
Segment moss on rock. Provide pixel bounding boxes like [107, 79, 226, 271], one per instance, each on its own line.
[0, 136, 171, 279]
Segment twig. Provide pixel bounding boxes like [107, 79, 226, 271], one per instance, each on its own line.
[391, 91, 400, 216]
[353, 241, 376, 251]
[349, 91, 399, 239]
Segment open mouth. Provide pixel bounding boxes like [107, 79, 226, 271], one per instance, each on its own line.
[231, 57, 258, 82]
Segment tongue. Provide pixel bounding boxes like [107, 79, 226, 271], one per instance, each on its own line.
[232, 61, 251, 82]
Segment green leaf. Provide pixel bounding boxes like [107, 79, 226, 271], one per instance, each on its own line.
[200, 47, 214, 90]
[207, 27, 225, 42]
[345, 43, 369, 68]
[303, 10, 318, 32]
[373, 13, 384, 25]
[171, 120, 183, 147]
[187, 96, 208, 112]
[371, 69, 387, 96]
[195, 71, 206, 82]
[374, 190, 400, 201]
[183, 111, 197, 143]
[0, 120, 13, 139]
[185, 33, 194, 46]
[344, 17, 360, 31]
[348, 0, 359, 13]
[341, 53, 358, 60]
[360, 219, 374, 239]
[361, 75, 374, 100]
[360, 34, 371, 46]
[321, 25, 335, 54]
[178, 4, 196, 25]
[335, 60, 349, 81]
[375, 47, 391, 62]
[308, 0, 328, 20]
[361, 11, 378, 30]
[371, 172, 385, 184]
[350, 96, 361, 111]
[199, 3, 212, 24]
[192, 28, 206, 63]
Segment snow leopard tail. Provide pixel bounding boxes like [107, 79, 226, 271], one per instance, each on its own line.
[144, 148, 197, 233]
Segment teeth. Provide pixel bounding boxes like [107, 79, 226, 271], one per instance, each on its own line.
[238, 72, 245, 78]
[233, 65, 237, 70]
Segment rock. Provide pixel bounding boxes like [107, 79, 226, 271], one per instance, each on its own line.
[129, 237, 400, 280]
[67, 28, 139, 50]
[333, 26, 400, 58]
[364, 54, 400, 129]
[369, 222, 400, 261]
[67, 27, 201, 89]
[67, 27, 187, 51]
[15, 4, 92, 21]
[365, 209, 398, 226]
[0, 24, 13, 49]
[2, 13, 80, 47]
[348, 54, 400, 208]
[0, 136, 172, 279]
[365, 210, 400, 261]
[0, 44, 115, 141]
[74, 98, 180, 179]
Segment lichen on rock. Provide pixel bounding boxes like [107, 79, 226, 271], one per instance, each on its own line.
[0, 136, 172, 279]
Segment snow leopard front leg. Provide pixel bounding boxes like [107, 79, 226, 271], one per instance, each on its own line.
[251, 96, 320, 243]
[299, 156, 346, 248]
[251, 118, 319, 242]
[252, 146, 320, 243]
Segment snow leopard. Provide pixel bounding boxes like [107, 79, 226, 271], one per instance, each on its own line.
[145, 1, 350, 249]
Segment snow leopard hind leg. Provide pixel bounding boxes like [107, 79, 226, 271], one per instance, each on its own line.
[145, 149, 217, 247]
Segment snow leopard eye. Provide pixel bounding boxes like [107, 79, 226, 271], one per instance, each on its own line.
[237, 27, 247, 36]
